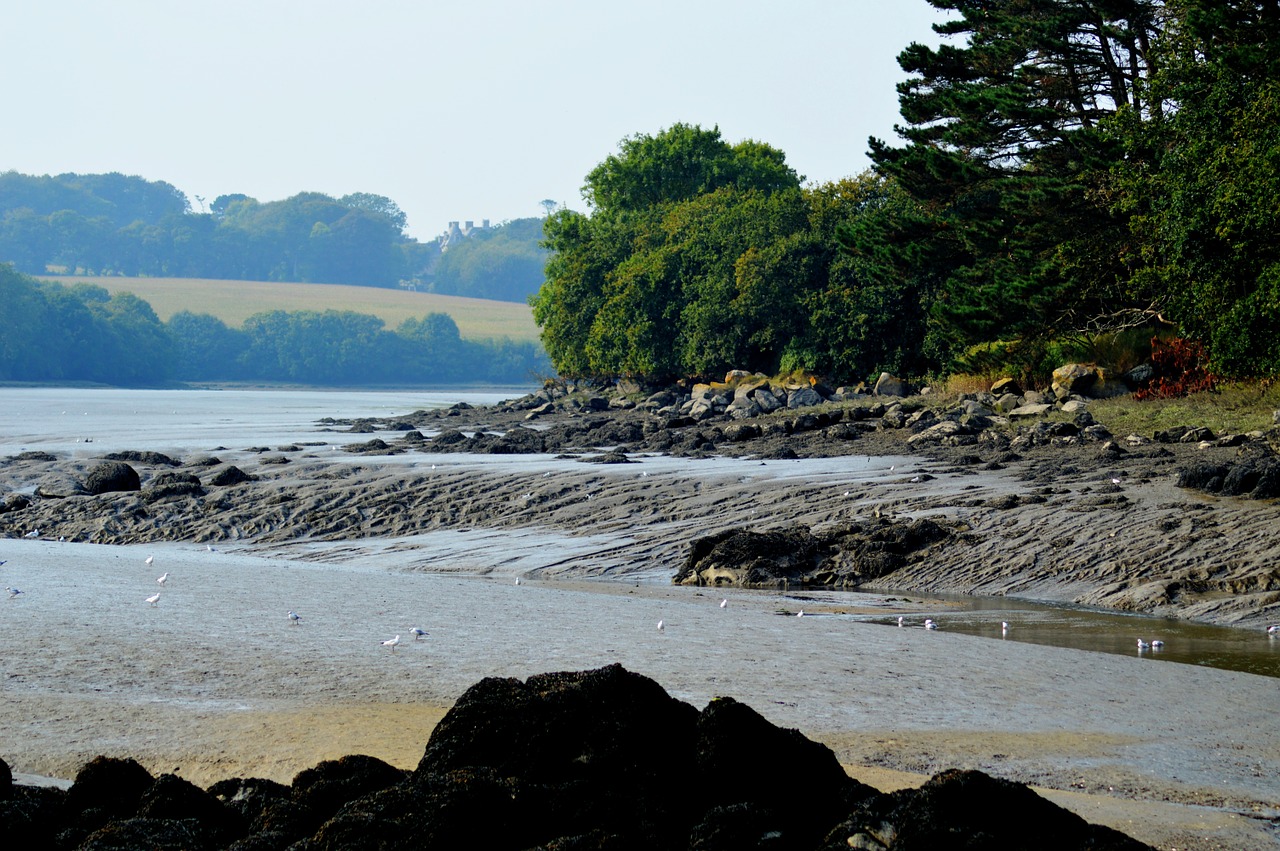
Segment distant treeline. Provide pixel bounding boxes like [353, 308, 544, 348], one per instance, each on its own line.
[0, 172, 548, 303]
[0, 265, 548, 386]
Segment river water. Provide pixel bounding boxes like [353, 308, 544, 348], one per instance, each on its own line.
[2, 385, 1277, 680]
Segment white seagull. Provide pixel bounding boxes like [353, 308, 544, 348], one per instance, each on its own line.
[1268, 624, 1279, 635]
[381, 635, 401, 651]
[1151, 639, 1165, 649]
[719, 599, 728, 609]
[23, 529, 39, 539]
[924, 618, 939, 630]
[515, 577, 521, 585]
[206, 544, 217, 552]
[7, 587, 22, 599]
[1137, 638, 1150, 650]
[145, 592, 161, 606]
[410, 627, 428, 640]
[897, 616, 904, 627]
[288, 610, 301, 625]
[144, 555, 154, 566]
[1001, 621, 1009, 635]
[656, 620, 665, 633]
[156, 572, 170, 586]
[797, 610, 805, 618]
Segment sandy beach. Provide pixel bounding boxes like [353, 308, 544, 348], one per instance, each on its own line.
[1, 387, 1279, 849]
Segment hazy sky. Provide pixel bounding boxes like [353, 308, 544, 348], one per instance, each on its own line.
[3, 2, 947, 240]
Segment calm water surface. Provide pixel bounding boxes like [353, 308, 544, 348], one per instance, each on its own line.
[835, 590, 1280, 679]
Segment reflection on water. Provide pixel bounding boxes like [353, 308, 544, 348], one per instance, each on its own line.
[848, 592, 1280, 678]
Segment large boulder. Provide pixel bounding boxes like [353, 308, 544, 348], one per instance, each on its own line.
[84, 461, 141, 495]
[414, 664, 702, 847]
[832, 768, 1150, 850]
[696, 696, 874, 847]
[1051, 363, 1100, 399]
[873, 372, 912, 397]
[674, 526, 829, 587]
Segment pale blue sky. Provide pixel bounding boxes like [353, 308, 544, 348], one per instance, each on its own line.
[3, 2, 946, 240]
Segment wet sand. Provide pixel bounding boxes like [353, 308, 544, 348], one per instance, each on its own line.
[1, 538, 1278, 850]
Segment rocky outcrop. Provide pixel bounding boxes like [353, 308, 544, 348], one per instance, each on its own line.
[0, 666, 1149, 850]
[207, 465, 253, 487]
[832, 768, 1149, 850]
[84, 461, 141, 495]
[675, 519, 956, 588]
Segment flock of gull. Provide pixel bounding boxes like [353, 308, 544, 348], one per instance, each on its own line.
[4, 544, 1280, 656]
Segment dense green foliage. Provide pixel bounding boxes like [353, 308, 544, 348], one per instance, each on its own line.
[1113, 0, 1280, 376]
[0, 264, 174, 384]
[0, 173, 546, 302]
[533, 2, 1280, 383]
[0, 265, 548, 386]
[427, 218, 548, 302]
[535, 126, 958, 383]
[862, 0, 1162, 371]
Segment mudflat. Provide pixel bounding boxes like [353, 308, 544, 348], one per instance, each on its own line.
[1, 389, 1278, 849]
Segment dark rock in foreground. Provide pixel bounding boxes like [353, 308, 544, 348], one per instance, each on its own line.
[0, 667, 1150, 850]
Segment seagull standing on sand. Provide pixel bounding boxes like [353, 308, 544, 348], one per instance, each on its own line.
[145, 555, 154, 566]
[720, 599, 728, 609]
[381, 635, 401, 651]
[24, 529, 39, 539]
[7, 587, 22, 599]
[288, 610, 301, 625]
[145, 593, 161, 607]
[156, 572, 170, 586]
[657, 620, 665, 633]
[410, 627, 428, 640]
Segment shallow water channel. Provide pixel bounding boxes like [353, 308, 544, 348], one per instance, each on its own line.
[812, 588, 1280, 679]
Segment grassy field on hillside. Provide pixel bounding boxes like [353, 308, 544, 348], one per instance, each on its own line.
[41, 275, 541, 343]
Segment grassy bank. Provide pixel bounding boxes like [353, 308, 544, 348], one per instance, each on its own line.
[40, 275, 541, 343]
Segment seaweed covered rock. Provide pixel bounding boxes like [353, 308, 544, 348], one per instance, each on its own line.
[827, 769, 1150, 850]
[1, 667, 1151, 850]
[675, 526, 829, 587]
[676, 519, 954, 588]
[414, 663, 701, 847]
[1178, 456, 1280, 499]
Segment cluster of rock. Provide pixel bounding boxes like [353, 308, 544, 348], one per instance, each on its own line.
[0, 454, 253, 517]
[675, 519, 956, 589]
[0, 665, 1148, 850]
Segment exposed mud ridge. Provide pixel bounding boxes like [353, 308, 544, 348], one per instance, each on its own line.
[2, 384, 1279, 628]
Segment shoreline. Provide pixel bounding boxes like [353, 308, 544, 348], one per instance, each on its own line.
[2, 386, 1279, 849]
